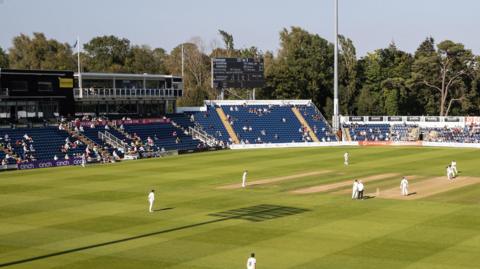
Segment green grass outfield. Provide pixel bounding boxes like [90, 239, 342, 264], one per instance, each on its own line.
[1, 146, 480, 269]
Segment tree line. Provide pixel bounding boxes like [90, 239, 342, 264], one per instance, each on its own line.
[0, 29, 479, 116]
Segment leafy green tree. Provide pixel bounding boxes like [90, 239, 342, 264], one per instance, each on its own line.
[407, 37, 438, 115]
[125, 45, 167, 74]
[356, 43, 413, 115]
[356, 86, 382, 115]
[0, 47, 8, 68]
[264, 27, 333, 113]
[411, 39, 475, 116]
[8, 33, 75, 70]
[338, 35, 358, 115]
[167, 39, 213, 106]
[83, 35, 131, 72]
[218, 29, 235, 56]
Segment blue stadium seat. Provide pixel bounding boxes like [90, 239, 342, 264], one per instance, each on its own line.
[0, 127, 86, 161]
[345, 124, 391, 141]
[123, 122, 201, 151]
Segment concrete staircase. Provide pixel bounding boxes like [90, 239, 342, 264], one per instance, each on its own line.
[291, 107, 320, 142]
[215, 107, 240, 144]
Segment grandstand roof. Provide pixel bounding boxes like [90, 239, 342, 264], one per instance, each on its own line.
[74, 72, 181, 80]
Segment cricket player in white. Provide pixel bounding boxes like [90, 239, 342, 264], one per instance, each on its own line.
[242, 170, 248, 188]
[344, 152, 349, 166]
[352, 180, 358, 199]
[148, 190, 155, 212]
[447, 166, 454, 180]
[451, 160, 458, 176]
[247, 253, 256, 269]
[400, 177, 409, 196]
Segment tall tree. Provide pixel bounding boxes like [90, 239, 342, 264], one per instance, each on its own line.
[218, 29, 235, 56]
[461, 55, 480, 115]
[0, 46, 8, 68]
[338, 35, 358, 115]
[264, 27, 333, 113]
[83, 35, 131, 72]
[412, 39, 475, 116]
[8, 33, 75, 70]
[166, 38, 213, 106]
[125, 45, 167, 74]
[356, 43, 413, 115]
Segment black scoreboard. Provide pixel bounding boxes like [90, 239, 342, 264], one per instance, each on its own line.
[212, 58, 265, 89]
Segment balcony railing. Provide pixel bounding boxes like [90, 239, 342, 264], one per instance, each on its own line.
[74, 87, 179, 99]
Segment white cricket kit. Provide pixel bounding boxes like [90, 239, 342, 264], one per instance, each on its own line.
[352, 181, 358, 199]
[344, 153, 349, 165]
[400, 178, 409, 196]
[247, 257, 256, 269]
[447, 167, 453, 180]
[242, 172, 248, 188]
[148, 192, 155, 212]
[451, 161, 458, 175]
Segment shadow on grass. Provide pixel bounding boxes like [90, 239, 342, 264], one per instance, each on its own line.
[356, 195, 375, 200]
[209, 204, 310, 222]
[153, 207, 174, 212]
[0, 204, 308, 267]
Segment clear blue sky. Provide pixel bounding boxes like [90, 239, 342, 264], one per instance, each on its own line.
[0, 0, 479, 57]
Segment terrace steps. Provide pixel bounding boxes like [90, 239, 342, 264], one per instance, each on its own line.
[344, 128, 352, 141]
[65, 126, 111, 157]
[291, 107, 320, 142]
[215, 107, 240, 144]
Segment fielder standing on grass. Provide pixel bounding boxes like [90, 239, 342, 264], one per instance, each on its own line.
[344, 152, 349, 166]
[242, 170, 248, 188]
[148, 190, 155, 213]
[400, 176, 409, 196]
[247, 253, 256, 269]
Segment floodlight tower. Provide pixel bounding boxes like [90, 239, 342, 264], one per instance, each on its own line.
[333, 0, 340, 131]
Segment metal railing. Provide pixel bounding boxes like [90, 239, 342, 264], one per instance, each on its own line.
[188, 126, 220, 147]
[99, 130, 126, 150]
[74, 87, 178, 99]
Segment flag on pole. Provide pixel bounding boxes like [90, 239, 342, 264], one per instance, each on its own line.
[72, 40, 78, 48]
